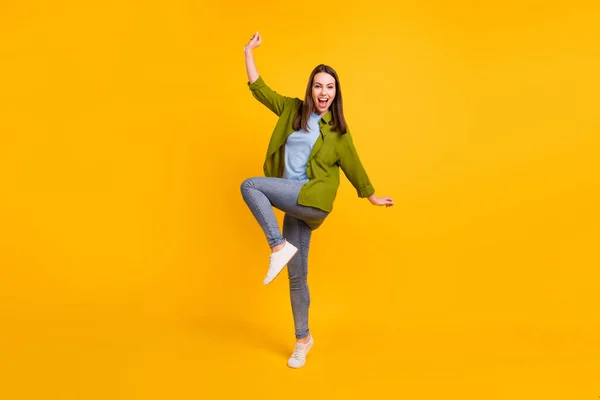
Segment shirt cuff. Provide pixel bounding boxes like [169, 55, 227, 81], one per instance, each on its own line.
[357, 184, 375, 198]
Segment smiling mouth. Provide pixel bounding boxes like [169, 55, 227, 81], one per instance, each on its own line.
[318, 98, 328, 107]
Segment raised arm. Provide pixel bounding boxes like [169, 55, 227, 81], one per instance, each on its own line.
[244, 32, 261, 84]
[243, 31, 295, 116]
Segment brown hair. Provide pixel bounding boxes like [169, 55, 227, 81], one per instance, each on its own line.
[293, 64, 348, 134]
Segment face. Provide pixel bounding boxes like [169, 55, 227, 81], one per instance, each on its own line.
[311, 72, 336, 116]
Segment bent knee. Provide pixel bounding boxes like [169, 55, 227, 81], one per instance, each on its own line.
[240, 177, 257, 193]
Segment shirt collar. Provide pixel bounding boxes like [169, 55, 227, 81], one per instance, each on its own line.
[320, 111, 333, 124]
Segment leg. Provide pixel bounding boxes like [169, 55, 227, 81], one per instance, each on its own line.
[240, 177, 288, 248]
[283, 214, 312, 340]
[241, 177, 327, 285]
[240, 177, 328, 249]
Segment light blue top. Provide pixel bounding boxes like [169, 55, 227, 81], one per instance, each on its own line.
[282, 112, 321, 182]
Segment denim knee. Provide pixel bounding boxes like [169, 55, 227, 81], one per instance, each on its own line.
[241, 177, 264, 199]
[240, 177, 253, 194]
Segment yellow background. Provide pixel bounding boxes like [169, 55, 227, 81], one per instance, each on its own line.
[1, 0, 598, 399]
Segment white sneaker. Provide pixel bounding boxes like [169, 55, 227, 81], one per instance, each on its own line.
[263, 241, 298, 285]
[287, 336, 313, 368]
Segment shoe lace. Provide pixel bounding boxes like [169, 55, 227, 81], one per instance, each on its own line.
[291, 343, 306, 360]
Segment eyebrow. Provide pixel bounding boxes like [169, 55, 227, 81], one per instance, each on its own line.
[314, 82, 335, 86]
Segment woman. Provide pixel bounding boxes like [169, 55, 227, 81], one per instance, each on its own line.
[240, 31, 394, 368]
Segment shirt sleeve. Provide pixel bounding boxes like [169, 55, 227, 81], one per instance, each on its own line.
[248, 76, 294, 117]
[338, 129, 376, 198]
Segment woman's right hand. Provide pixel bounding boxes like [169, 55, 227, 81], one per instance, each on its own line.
[244, 31, 262, 51]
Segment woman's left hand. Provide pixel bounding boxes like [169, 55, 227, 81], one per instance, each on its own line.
[368, 194, 394, 207]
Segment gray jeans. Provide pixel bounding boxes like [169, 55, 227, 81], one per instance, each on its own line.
[240, 177, 328, 339]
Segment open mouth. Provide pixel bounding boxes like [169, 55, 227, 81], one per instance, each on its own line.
[317, 98, 328, 108]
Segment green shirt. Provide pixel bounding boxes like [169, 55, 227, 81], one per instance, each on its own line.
[248, 76, 375, 213]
